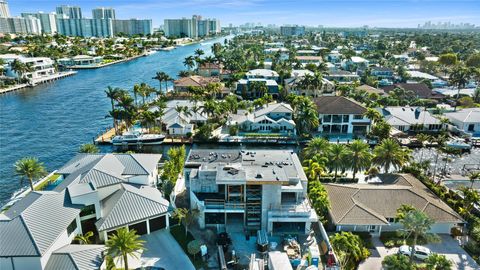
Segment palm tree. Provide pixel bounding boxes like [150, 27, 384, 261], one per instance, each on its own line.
[450, 65, 470, 111]
[14, 157, 47, 191]
[329, 231, 368, 269]
[293, 96, 319, 135]
[152, 71, 166, 93]
[416, 133, 431, 162]
[468, 171, 480, 190]
[382, 254, 411, 270]
[304, 137, 330, 160]
[347, 140, 372, 181]
[372, 138, 410, 173]
[328, 144, 349, 181]
[79, 143, 100, 153]
[75, 231, 94, 244]
[425, 254, 453, 270]
[399, 208, 437, 266]
[11, 59, 29, 83]
[173, 208, 200, 237]
[183, 56, 195, 71]
[363, 108, 382, 123]
[105, 86, 120, 113]
[194, 49, 204, 58]
[105, 228, 145, 270]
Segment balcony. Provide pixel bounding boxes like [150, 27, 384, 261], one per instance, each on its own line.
[204, 199, 245, 210]
[268, 200, 313, 218]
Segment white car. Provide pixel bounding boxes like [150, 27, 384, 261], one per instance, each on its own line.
[398, 245, 431, 260]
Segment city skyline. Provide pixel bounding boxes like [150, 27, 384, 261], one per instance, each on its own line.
[8, 0, 480, 28]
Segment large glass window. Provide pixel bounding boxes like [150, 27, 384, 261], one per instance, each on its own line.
[343, 115, 350, 122]
[331, 125, 341, 133]
[332, 115, 342, 123]
[323, 115, 332, 122]
[354, 115, 363, 120]
[341, 125, 348, 133]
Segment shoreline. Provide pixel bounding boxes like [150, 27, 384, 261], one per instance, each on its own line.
[69, 53, 147, 69]
[0, 71, 77, 95]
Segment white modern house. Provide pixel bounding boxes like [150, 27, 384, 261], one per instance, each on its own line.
[58, 55, 104, 67]
[284, 69, 335, 97]
[185, 149, 317, 234]
[0, 153, 170, 270]
[444, 108, 480, 137]
[227, 103, 296, 135]
[341, 56, 369, 71]
[324, 174, 463, 235]
[0, 54, 56, 82]
[378, 106, 443, 132]
[314, 96, 371, 136]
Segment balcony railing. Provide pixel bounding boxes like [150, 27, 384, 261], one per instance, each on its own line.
[268, 200, 312, 217]
[204, 199, 245, 210]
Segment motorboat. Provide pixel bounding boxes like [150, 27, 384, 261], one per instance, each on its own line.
[446, 138, 472, 150]
[112, 132, 165, 146]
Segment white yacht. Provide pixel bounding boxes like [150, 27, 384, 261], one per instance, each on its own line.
[112, 132, 165, 146]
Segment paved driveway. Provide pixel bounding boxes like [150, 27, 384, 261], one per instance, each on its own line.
[138, 229, 195, 270]
[425, 235, 478, 270]
[359, 235, 479, 270]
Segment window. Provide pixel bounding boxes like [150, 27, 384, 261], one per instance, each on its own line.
[468, 124, 474, 131]
[80, 205, 95, 217]
[341, 125, 348, 133]
[343, 115, 350, 122]
[354, 115, 363, 120]
[67, 219, 77, 235]
[323, 115, 332, 122]
[332, 115, 342, 123]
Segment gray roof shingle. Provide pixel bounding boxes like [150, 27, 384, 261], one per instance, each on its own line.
[314, 96, 367, 115]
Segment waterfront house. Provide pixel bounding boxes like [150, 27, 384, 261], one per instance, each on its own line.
[245, 69, 279, 81]
[341, 56, 369, 72]
[185, 149, 317, 234]
[324, 70, 360, 84]
[314, 96, 371, 136]
[444, 108, 480, 137]
[324, 174, 463, 235]
[153, 100, 208, 136]
[173, 75, 221, 93]
[197, 62, 223, 77]
[284, 69, 335, 97]
[295, 55, 323, 66]
[378, 106, 443, 132]
[0, 54, 56, 82]
[58, 55, 104, 68]
[236, 78, 280, 99]
[226, 102, 296, 136]
[0, 153, 170, 270]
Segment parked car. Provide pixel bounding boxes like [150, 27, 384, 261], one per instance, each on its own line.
[398, 245, 431, 260]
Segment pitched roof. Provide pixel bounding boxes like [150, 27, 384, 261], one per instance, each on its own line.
[379, 107, 441, 126]
[314, 96, 367, 115]
[95, 184, 169, 232]
[45, 245, 105, 270]
[324, 174, 463, 226]
[0, 191, 82, 257]
[444, 108, 480, 123]
[174, 75, 220, 88]
[355, 84, 386, 95]
[381, 83, 433, 99]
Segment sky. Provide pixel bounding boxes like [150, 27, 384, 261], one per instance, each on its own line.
[8, 0, 480, 28]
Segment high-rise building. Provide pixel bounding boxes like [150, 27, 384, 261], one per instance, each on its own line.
[0, 0, 10, 18]
[56, 5, 82, 19]
[56, 18, 113, 37]
[92, 7, 116, 20]
[113, 19, 152, 36]
[0, 16, 41, 34]
[280, 25, 305, 36]
[164, 15, 220, 38]
[21, 12, 57, 33]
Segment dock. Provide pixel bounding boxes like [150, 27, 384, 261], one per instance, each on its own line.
[0, 71, 77, 95]
[94, 127, 116, 145]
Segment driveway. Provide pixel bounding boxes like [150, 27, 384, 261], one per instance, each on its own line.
[425, 235, 479, 270]
[138, 229, 195, 270]
[359, 235, 479, 270]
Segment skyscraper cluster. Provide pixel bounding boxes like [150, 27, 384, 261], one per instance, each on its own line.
[418, 21, 477, 30]
[0, 2, 153, 37]
[164, 15, 221, 38]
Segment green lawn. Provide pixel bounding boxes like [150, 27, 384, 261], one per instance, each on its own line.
[170, 224, 206, 269]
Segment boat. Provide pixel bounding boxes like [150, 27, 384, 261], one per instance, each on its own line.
[446, 138, 472, 150]
[111, 132, 165, 146]
[157, 46, 175, 51]
[144, 50, 157, 56]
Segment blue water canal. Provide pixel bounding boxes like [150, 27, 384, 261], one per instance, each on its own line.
[0, 36, 231, 205]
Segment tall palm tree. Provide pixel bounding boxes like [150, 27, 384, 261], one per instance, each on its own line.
[173, 208, 200, 236]
[347, 140, 372, 181]
[152, 71, 165, 93]
[372, 138, 410, 173]
[450, 65, 470, 111]
[328, 144, 349, 181]
[416, 133, 431, 162]
[105, 86, 120, 112]
[293, 96, 319, 135]
[106, 228, 145, 270]
[303, 155, 328, 181]
[363, 108, 382, 123]
[14, 157, 47, 191]
[183, 56, 195, 71]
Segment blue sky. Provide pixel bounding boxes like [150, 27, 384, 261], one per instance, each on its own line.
[9, 0, 480, 28]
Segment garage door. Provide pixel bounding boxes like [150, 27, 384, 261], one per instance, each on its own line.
[129, 221, 148, 235]
[149, 215, 167, 232]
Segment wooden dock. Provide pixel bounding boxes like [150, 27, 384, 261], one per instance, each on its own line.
[94, 127, 116, 145]
[0, 71, 77, 95]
